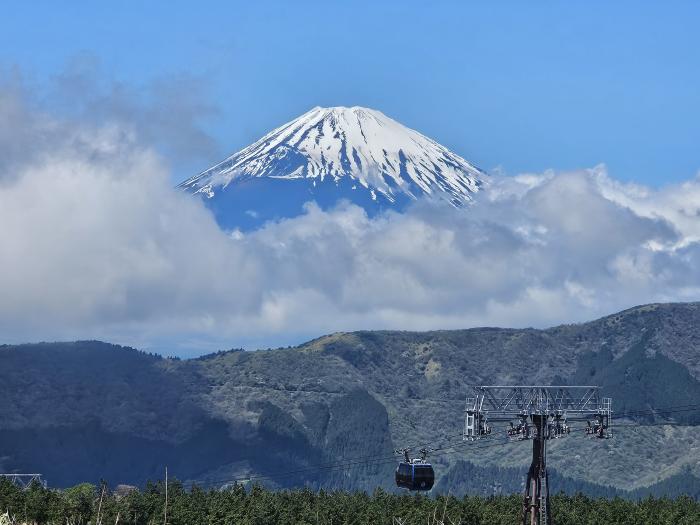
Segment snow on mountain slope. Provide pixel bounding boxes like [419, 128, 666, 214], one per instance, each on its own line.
[178, 106, 487, 229]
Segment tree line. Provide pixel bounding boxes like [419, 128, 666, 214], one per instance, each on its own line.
[1, 478, 698, 525]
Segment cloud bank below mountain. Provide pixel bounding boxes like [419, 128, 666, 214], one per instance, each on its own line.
[1, 79, 699, 355]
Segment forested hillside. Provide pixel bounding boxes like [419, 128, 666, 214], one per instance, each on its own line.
[1, 302, 699, 495]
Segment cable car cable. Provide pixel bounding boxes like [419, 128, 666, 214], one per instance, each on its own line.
[188, 402, 700, 489]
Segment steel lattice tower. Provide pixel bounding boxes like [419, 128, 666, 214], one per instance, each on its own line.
[464, 386, 612, 525]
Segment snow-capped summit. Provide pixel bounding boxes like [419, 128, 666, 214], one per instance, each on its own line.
[178, 106, 486, 229]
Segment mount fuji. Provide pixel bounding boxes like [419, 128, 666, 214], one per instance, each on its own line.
[178, 106, 487, 230]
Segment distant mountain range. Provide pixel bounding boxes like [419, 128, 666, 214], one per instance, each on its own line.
[177, 106, 486, 229]
[2, 302, 700, 496]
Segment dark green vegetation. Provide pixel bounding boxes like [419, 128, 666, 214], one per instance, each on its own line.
[1, 479, 699, 525]
[1, 302, 700, 495]
[438, 462, 700, 500]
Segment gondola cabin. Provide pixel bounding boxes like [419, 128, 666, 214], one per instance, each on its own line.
[395, 461, 435, 491]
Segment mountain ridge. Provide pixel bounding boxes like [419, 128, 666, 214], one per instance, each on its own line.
[1, 301, 700, 493]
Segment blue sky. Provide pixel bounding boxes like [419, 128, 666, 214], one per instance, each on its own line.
[3, 1, 699, 186]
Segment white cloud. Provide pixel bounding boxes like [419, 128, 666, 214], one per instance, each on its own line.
[1, 82, 700, 355]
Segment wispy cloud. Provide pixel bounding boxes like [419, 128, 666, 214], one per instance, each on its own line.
[0, 61, 220, 183]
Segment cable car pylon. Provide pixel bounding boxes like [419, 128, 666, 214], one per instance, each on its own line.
[464, 386, 612, 525]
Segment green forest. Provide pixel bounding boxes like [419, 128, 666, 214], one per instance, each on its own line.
[1, 479, 698, 525]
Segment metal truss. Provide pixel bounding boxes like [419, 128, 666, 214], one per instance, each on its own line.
[0, 473, 47, 489]
[464, 386, 612, 440]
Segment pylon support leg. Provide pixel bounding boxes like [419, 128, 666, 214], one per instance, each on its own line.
[522, 415, 551, 525]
